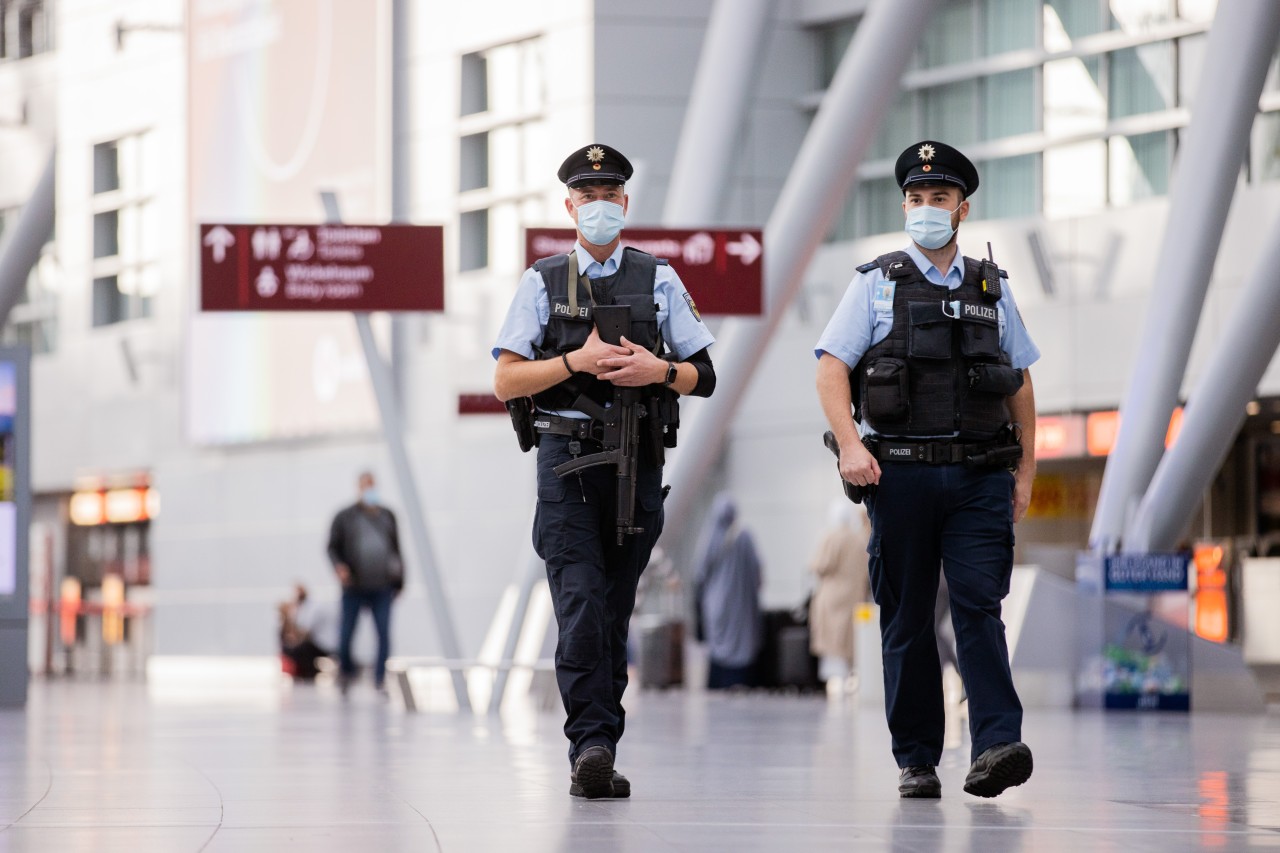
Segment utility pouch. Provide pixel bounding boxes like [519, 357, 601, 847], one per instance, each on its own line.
[863, 357, 909, 421]
[958, 305, 1002, 359]
[506, 396, 539, 452]
[967, 364, 1024, 396]
[644, 396, 666, 467]
[907, 301, 952, 360]
[659, 387, 680, 448]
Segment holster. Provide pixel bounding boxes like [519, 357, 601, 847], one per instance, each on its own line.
[505, 396, 539, 453]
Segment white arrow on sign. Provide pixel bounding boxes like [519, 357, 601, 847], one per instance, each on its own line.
[726, 232, 761, 266]
[204, 226, 235, 263]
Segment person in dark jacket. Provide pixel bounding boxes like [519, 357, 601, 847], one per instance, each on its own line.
[327, 471, 403, 693]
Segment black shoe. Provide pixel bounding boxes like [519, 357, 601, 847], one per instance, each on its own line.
[570, 746, 615, 799]
[963, 742, 1033, 798]
[570, 770, 630, 798]
[898, 765, 941, 798]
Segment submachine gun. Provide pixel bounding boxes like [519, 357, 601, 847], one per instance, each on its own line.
[551, 304, 647, 545]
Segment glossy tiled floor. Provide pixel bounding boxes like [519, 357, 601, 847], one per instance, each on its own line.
[3, 677, 1280, 852]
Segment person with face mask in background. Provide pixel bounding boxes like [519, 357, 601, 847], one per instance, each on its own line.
[492, 144, 717, 799]
[327, 471, 404, 695]
[815, 141, 1040, 800]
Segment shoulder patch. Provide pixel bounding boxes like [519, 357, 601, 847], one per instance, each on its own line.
[682, 291, 703, 322]
[856, 260, 879, 274]
[655, 257, 669, 265]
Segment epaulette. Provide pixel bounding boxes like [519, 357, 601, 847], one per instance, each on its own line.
[855, 260, 879, 274]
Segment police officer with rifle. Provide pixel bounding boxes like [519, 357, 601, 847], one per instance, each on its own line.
[815, 141, 1040, 800]
[493, 144, 716, 799]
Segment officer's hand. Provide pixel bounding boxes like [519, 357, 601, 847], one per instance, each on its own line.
[596, 335, 666, 386]
[335, 564, 352, 587]
[571, 328, 630, 377]
[839, 440, 881, 488]
[1012, 467, 1034, 523]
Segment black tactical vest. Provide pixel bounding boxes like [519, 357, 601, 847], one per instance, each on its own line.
[531, 247, 665, 412]
[855, 251, 1022, 440]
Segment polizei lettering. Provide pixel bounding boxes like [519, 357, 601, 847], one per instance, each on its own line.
[888, 447, 913, 457]
[552, 302, 590, 320]
[961, 302, 997, 322]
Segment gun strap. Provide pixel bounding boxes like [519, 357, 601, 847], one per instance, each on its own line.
[565, 251, 600, 320]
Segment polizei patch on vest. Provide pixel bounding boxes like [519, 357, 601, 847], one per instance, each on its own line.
[961, 302, 997, 323]
[552, 301, 590, 320]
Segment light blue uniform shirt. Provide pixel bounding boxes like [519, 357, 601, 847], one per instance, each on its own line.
[815, 244, 1040, 435]
[492, 242, 715, 414]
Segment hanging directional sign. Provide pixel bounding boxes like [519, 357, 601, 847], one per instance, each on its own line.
[200, 223, 444, 312]
[524, 227, 764, 316]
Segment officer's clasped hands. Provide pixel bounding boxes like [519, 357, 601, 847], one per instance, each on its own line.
[571, 327, 631, 377]
[595, 335, 666, 386]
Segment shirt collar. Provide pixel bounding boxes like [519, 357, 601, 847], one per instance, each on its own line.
[904, 243, 964, 286]
[575, 242, 625, 276]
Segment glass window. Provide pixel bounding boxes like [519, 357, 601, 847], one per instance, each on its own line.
[1109, 43, 1175, 119]
[460, 52, 488, 116]
[1177, 34, 1206, 108]
[459, 132, 488, 192]
[854, 176, 904, 239]
[459, 208, 488, 272]
[1252, 112, 1280, 184]
[93, 142, 119, 194]
[1177, 0, 1217, 22]
[983, 0, 1038, 55]
[1109, 130, 1172, 204]
[1044, 139, 1107, 217]
[922, 80, 978, 147]
[977, 154, 1040, 219]
[817, 18, 858, 88]
[93, 210, 118, 259]
[1044, 55, 1105, 137]
[1045, 0, 1106, 44]
[983, 69, 1036, 139]
[1109, 0, 1177, 33]
[920, 0, 976, 68]
[871, 91, 918, 160]
[92, 276, 125, 327]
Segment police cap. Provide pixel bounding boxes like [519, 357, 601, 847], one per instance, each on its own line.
[894, 140, 979, 197]
[557, 143, 633, 188]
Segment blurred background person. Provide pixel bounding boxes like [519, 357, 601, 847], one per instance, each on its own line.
[327, 471, 405, 694]
[808, 500, 869, 698]
[694, 494, 763, 690]
[277, 582, 336, 682]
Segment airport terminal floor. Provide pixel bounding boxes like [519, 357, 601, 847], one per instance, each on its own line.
[2, 677, 1280, 852]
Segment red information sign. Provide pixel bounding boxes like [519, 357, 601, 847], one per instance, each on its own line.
[200, 223, 444, 312]
[524, 227, 763, 316]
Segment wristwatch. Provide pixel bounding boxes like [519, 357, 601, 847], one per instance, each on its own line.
[663, 362, 678, 386]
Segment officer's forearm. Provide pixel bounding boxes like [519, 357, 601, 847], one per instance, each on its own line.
[816, 354, 860, 449]
[494, 350, 574, 401]
[1008, 368, 1036, 473]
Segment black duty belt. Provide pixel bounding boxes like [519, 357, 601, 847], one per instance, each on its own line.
[532, 413, 600, 441]
[866, 436, 1021, 468]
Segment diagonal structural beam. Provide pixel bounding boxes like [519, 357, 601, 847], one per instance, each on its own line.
[0, 148, 56, 327]
[1090, 0, 1280, 553]
[660, 0, 942, 543]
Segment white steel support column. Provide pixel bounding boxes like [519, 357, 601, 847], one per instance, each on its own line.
[1090, 0, 1280, 552]
[1126, 212, 1280, 552]
[663, 0, 776, 226]
[0, 148, 55, 326]
[661, 0, 941, 542]
[490, 0, 775, 714]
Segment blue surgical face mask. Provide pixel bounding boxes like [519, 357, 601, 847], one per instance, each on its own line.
[360, 488, 379, 506]
[904, 203, 961, 250]
[574, 199, 626, 246]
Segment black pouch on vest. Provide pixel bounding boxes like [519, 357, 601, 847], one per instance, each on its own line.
[506, 396, 539, 452]
[958, 305, 1002, 359]
[967, 364, 1024, 396]
[908, 301, 952, 360]
[644, 396, 666, 466]
[863, 357, 909, 420]
[658, 387, 680, 448]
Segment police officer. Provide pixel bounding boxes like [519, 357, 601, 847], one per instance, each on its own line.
[815, 140, 1039, 799]
[492, 143, 716, 799]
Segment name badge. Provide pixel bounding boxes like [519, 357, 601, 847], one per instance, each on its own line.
[872, 281, 895, 312]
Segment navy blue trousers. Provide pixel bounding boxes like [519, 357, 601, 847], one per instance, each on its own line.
[864, 462, 1022, 767]
[533, 435, 664, 766]
[338, 587, 394, 687]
